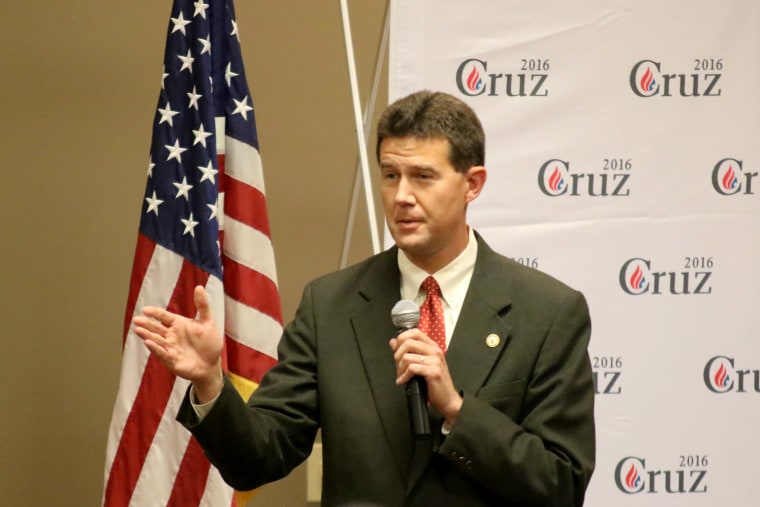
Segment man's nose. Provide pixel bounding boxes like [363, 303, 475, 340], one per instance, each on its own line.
[394, 177, 415, 204]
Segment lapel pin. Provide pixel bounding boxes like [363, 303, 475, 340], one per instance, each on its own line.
[485, 334, 500, 348]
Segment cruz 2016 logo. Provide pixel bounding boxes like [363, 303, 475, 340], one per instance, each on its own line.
[704, 356, 760, 393]
[615, 456, 708, 494]
[592, 356, 623, 395]
[630, 58, 723, 97]
[711, 158, 757, 195]
[619, 257, 713, 295]
[538, 159, 631, 197]
[455, 58, 549, 97]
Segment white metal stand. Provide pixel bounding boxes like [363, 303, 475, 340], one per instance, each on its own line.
[339, 0, 390, 266]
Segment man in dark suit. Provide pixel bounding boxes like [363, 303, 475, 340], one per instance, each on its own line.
[134, 90, 595, 506]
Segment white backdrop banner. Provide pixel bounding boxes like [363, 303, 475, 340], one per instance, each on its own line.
[389, 0, 760, 505]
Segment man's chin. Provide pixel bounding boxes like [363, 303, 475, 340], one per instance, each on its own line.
[394, 236, 427, 255]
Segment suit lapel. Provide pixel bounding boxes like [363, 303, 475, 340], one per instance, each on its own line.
[350, 248, 414, 481]
[446, 237, 513, 399]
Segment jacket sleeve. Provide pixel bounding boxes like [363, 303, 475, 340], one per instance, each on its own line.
[437, 289, 595, 507]
[176, 282, 321, 491]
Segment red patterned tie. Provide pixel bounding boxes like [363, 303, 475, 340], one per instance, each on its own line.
[418, 276, 446, 352]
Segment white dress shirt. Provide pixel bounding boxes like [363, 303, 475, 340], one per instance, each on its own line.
[397, 227, 478, 349]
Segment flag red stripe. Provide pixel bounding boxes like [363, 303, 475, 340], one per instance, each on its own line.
[167, 261, 211, 318]
[223, 173, 272, 237]
[225, 337, 278, 385]
[122, 234, 156, 343]
[222, 256, 283, 324]
[104, 260, 209, 506]
[167, 438, 211, 507]
[103, 356, 176, 507]
[217, 153, 226, 192]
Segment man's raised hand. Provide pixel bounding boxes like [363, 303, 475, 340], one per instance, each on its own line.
[133, 285, 224, 402]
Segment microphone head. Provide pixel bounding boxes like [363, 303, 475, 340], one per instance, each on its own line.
[391, 299, 420, 330]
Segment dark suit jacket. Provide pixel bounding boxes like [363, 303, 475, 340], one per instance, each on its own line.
[178, 233, 595, 506]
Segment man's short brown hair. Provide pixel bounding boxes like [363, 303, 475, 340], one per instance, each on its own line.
[376, 90, 485, 173]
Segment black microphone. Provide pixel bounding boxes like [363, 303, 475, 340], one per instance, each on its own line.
[391, 300, 431, 437]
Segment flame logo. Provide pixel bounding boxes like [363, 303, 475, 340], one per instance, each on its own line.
[548, 166, 565, 192]
[466, 66, 483, 92]
[625, 464, 641, 490]
[722, 165, 738, 190]
[640, 67, 656, 92]
[714, 363, 730, 388]
[629, 265, 646, 290]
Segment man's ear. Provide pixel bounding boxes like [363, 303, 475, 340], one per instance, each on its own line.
[464, 166, 487, 203]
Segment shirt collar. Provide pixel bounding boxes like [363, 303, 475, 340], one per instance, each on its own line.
[398, 227, 478, 307]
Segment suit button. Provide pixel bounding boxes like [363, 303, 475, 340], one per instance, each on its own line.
[449, 451, 459, 461]
[465, 460, 473, 471]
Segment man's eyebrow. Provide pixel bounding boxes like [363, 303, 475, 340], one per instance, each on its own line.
[380, 160, 436, 170]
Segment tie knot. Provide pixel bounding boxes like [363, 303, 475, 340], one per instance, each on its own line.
[421, 276, 441, 297]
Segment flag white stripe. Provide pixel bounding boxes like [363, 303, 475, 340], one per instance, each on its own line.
[217, 191, 225, 231]
[129, 377, 192, 507]
[223, 215, 279, 285]
[215, 117, 226, 154]
[200, 466, 234, 507]
[225, 295, 282, 359]
[205, 274, 226, 341]
[103, 245, 184, 482]
[225, 135, 266, 194]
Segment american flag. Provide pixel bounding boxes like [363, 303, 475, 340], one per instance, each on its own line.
[103, 0, 282, 505]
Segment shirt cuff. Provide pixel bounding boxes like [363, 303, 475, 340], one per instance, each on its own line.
[190, 385, 221, 420]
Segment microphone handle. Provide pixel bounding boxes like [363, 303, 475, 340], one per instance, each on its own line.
[395, 324, 431, 437]
[405, 376, 431, 437]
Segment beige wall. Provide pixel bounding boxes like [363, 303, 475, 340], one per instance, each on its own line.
[0, 1, 388, 505]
